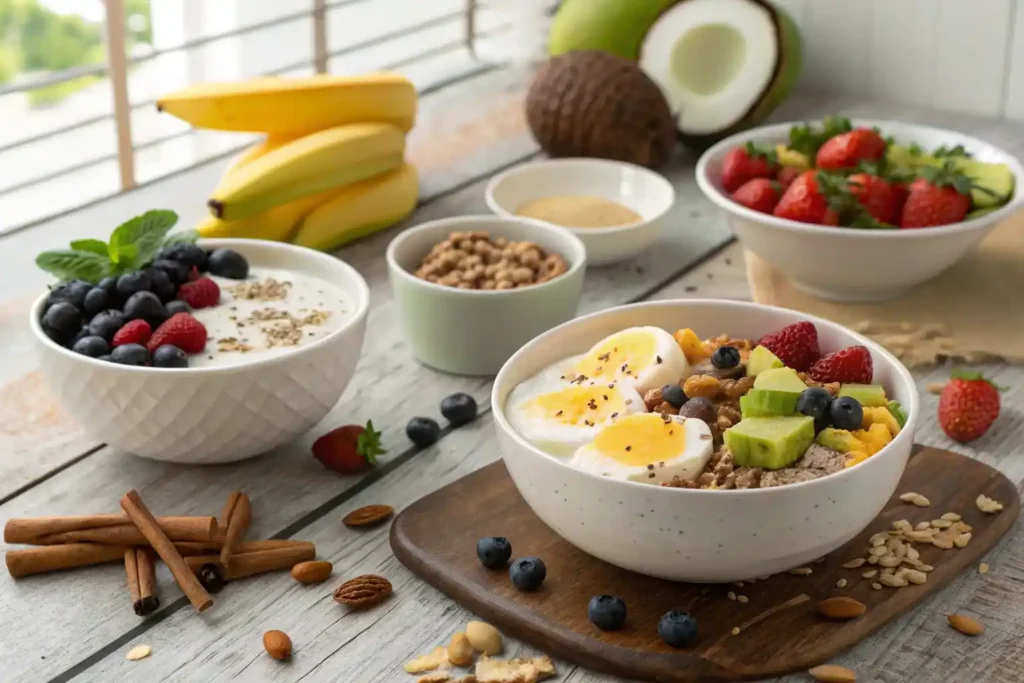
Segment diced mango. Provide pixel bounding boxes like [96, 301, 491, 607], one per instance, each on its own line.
[673, 328, 708, 364]
[845, 450, 871, 468]
[776, 144, 812, 170]
[816, 427, 862, 453]
[851, 423, 892, 456]
[861, 407, 901, 438]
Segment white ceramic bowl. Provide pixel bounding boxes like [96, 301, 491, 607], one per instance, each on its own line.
[492, 299, 919, 583]
[485, 158, 676, 265]
[30, 238, 370, 464]
[387, 215, 586, 376]
[696, 119, 1024, 302]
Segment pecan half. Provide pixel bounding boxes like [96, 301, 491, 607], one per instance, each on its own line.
[334, 574, 393, 608]
[342, 504, 394, 528]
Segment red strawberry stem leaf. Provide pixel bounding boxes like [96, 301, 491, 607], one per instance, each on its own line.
[949, 368, 1006, 391]
[356, 420, 386, 466]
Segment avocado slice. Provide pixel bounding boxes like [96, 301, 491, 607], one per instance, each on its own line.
[753, 367, 807, 392]
[746, 345, 785, 377]
[741, 388, 799, 417]
[886, 400, 908, 429]
[739, 394, 774, 419]
[887, 144, 1015, 208]
[838, 383, 888, 407]
[724, 416, 815, 470]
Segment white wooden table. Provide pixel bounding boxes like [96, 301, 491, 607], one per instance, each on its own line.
[2, 64, 1023, 683]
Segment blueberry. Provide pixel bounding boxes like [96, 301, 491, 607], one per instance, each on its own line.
[814, 414, 830, 434]
[145, 267, 177, 303]
[588, 595, 627, 631]
[97, 354, 113, 362]
[406, 417, 441, 448]
[152, 259, 190, 285]
[72, 335, 110, 358]
[71, 328, 91, 346]
[87, 310, 126, 343]
[658, 610, 698, 648]
[711, 346, 741, 369]
[82, 287, 111, 317]
[440, 393, 477, 427]
[157, 243, 207, 271]
[509, 557, 546, 591]
[197, 563, 225, 593]
[97, 276, 118, 294]
[45, 283, 72, 309]
[42, 301, 82, 335]
[476, 536, 512, 569]
[797, 387, 832, 420]
[830, 396, 863, 431]
[123, 291, 168, 327]
[206, 248, 249, 280]
[152, 344, 188, 368]
[116, 271, 152, 298]
[111, 343, 150, 366]
[662, 383, 687, 408]
[66, 280, 94, 308]
[164, 300, 191, 316]
[41, 324, 70, 346]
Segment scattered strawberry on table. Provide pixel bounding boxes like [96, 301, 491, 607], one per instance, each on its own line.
[938, 370, 1002, 442]
[312, 421, 386, 474]
[721, 116, 1015, 228]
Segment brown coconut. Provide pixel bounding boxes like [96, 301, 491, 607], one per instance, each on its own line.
[525, 50, 676, 169]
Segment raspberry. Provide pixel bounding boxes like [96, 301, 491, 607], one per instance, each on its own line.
[807, 346, 873, 384]
[757, 322, 820, 372]
[111, 319, 152, 348]
[148, 313, 208, 354]
[177, 276, 220, 309]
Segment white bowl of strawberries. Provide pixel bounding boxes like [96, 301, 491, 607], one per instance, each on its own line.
[696, 117, 1023, 302]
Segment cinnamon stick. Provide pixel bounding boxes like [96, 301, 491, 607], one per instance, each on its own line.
[5, 514, 217, 546]
[218, 491, 251, 567]
[120, 489, 212, 613]
[125, 548, 159, 617]
[185, 542, 316, 581]
[6, 543, 127, 578]
[175, 539, 310, 557]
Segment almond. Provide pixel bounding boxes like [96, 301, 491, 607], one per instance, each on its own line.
[816, 597, 867, 620]
[808, 664, 856, 682]
[448, 632, 474, 666]
[948, 614, 985, 636]
[343, 504, 394, 527]
[291, 560, 333, 585]
[465, 620, 503, 655]
[333, 574, 392, 609]
[263, 630, 292, 660]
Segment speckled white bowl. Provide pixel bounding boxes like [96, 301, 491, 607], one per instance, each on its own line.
[30, 238, 370, 464]
[492, 299, 920, 583]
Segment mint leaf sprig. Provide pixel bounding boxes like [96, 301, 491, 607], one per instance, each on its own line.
[35, 210, 196, 284]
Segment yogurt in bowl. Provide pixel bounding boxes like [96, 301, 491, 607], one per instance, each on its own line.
[30, 238, 369, 464]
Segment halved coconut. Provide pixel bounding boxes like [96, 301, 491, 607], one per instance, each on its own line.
[639, 0, 802, 149]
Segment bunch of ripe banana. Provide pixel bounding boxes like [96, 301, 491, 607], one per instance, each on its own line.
[157, 73, 419, 252]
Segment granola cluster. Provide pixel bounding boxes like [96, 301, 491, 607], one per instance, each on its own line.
[413, 231, 569, 290]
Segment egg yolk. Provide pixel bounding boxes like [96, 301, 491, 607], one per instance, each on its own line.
[573, 329, 657, 382]
[591, 413, 686, 467]
[523, 385, 631, 425]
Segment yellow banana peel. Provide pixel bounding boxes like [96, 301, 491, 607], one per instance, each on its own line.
[207, 123, 405, 222]
[291, 163, 419, 252]
[222, 136, 297, 177]
[196, 186, 343, 242]
[157, 72, 416, 136]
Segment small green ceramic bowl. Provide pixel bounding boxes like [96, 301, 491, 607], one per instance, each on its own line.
[386, 215, 587, 376]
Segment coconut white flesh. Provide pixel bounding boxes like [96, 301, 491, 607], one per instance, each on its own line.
[640, 0, 779, 136]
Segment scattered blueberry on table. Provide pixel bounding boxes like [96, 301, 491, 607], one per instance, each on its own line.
[476, 536, 512, 570]
[658, 610, 698, 648]
[509, 557, 546, 591]
[197, 563, 225, 593]
[588, 595, 627, 631]
[440, 392, 478, 426]
[406, 417, 441, 448]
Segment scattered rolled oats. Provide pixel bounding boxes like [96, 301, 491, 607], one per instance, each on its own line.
[789, 567, 813, 576]
[474, 656, 556, 683]
[979, 563, 990, 574]
[954, 533, 972, 548]
[418, 673, 452, 683]
[879, 574, 908, 588]
[126, 644, 151, 661]
[727, 591, 737, 601]
[941, 512, 962, 522]
[976, 494, 1004, 514]
[899, 492, 931, 507]
[836, 578, 848, 588]
[842, 558, 866, 569]
[405, 648, 451, 673]
[731, 627, 741, 635]
[737, 595, 749, 604]
[915, 521, 932, 531]
[903, 569, 928, 585]
[862, 569, 878, 579]
[872, 582, 883, 590]
[919, 564, 934, 572]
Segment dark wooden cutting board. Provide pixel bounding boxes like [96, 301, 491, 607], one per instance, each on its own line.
[390, 446, 1020, 682]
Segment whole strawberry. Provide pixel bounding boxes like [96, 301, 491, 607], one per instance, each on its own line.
[720, 142, 778, 193]
[773, 171, 837, 225]
[758, 321, 820, 372]
[147, 313, 208, 354]
[815, 128, 886, 171]
[777, 166, 801, 189]
[808, 346, 873, 384]
[847, 173, 906, 226]
[730, 178, 782, 214]
[177, 276, 220, 309]
[899, 167, 972, 228]
[938, 370, 1002, 442]
[312, 420, 386, 474]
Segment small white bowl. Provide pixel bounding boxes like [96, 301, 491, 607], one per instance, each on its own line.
[485, 158, 676, 266]
[30, 238, 370, 464]
[492, 299, 919, 583]
[696, 119, 1024, 302]
[387, 215, 586, 376]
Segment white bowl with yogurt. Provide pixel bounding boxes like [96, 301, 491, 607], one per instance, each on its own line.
[29, 238, 370, 464]
[485, 158, 676, 266]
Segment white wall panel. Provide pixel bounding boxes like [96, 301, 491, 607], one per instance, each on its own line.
[1002, 0, 1024, 120]
[868, 0, 937, 108]
[800, 0, 873, 96]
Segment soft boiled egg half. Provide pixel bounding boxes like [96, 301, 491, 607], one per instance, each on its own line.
[570, 413, 714, 485]
[570, 326, 690, 394]
[506, 372, 646, 457]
